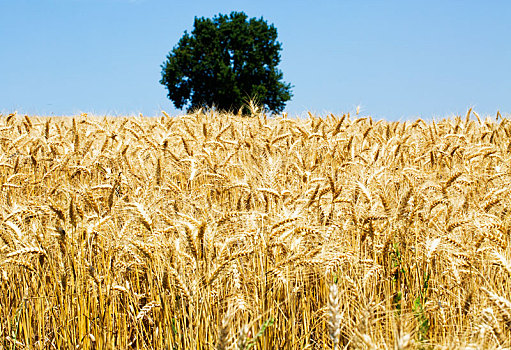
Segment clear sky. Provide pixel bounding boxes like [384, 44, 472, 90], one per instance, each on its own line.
[1, 0, 510, 120]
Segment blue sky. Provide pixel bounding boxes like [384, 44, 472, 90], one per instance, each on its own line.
[1, 0, 510, 120]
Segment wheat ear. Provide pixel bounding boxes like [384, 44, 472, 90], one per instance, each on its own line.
[327, 283, 342, 350]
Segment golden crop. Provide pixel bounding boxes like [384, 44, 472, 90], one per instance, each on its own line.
[0, 110, 510, 349]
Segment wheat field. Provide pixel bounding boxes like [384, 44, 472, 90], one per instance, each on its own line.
[0, 110, 510, 349]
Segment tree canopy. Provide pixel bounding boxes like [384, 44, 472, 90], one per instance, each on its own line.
[160, 11, 292, 114]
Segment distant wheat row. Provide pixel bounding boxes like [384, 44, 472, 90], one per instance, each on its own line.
[0, 109, 510, 349]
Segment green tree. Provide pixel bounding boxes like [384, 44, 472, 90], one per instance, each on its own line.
[160, 11, 293, 114]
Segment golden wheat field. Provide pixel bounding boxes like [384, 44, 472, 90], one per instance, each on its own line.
[0, 110, 511, 349]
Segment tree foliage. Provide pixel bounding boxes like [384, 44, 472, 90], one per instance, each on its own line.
[160, 11, 292, 114]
